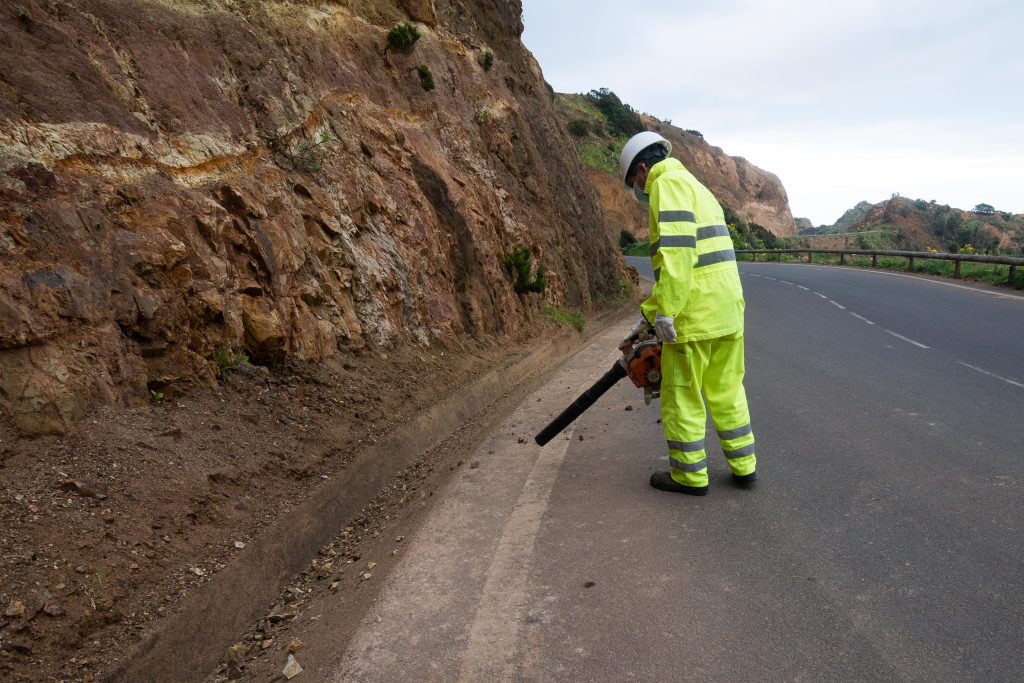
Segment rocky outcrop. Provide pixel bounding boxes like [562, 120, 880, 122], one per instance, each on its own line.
[0, 0, 622, 434]
[653, 126, 796, 237]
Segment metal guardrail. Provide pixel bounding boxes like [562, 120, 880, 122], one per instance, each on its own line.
[736, 248, 1024, 286]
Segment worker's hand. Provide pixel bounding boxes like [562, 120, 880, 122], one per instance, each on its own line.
[620, 317, 646, 352]
[654, 313, 678, 343]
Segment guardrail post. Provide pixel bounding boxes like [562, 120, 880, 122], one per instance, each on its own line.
[1010, 265, 1017, 287]
[908, 256, 915, 271]
[808, 251, 813, 264]
[954, 260, 962, 279]
[752, 252, 757, 262]
[839, 253, 846, 265]
[872, 254, 878, 267]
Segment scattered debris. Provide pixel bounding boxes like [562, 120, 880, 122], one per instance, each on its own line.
[584, 581, 596, 588]
[267, 608, 298, 623]
[0, 638, 33, 654]
[191, 567, 205, 576]
[625, 405, 634, 411]
[579, 434, 584, 441]
[4, 601, 26, 619]
[283, 653, 304, 679]
[470, 460, 480, 469]
[234, 541, 246, 549]
[287, 638, 303, 653]
[158, 426, 183, 439]
[517, 438, 526, 444]
[59, 478, 108, 499]
[42, 603, 64, 617]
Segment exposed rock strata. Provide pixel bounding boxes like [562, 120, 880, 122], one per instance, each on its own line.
[0, 0, 621, 433]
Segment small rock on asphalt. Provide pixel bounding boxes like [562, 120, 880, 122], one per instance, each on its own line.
[625, 405, 634, 411]
[584, 581, 596, 588]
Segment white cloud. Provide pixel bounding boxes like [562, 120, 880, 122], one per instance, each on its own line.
[522, 0, 1024, 224]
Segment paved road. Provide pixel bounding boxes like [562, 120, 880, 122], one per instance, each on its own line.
[331, 261, 1024, 681]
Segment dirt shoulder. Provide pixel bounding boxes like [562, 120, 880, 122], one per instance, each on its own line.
[0, 300, 634, 682]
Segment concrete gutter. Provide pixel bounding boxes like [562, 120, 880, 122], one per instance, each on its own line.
[107, 298, 638, 682]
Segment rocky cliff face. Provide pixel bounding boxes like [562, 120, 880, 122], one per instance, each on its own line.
[554, 95, 796, 241]
[653, 126, 796, 238]
[0, 0, 622, 434]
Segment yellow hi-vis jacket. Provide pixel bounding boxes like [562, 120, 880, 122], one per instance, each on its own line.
[640, 158, 745, 342]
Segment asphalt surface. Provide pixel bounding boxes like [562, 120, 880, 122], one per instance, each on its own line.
[331, 260, 1024, 682]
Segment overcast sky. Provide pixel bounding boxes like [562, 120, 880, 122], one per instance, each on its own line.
[521, 0, 1024, 225]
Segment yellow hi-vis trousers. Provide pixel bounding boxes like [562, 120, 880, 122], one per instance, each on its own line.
[660, 331, 756, 487]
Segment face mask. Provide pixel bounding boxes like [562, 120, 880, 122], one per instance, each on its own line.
[633, 185, 649, 205]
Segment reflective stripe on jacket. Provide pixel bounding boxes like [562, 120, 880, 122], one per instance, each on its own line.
[640, 158, 745, 342]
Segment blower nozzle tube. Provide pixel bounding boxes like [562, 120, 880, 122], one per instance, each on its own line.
[534, 361, 628, 446]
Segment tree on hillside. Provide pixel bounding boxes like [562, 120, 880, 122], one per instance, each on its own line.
[585, 88, 645, 137]
[972, 203, 996, 215]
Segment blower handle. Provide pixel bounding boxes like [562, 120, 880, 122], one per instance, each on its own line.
[534, 360, 628, 446]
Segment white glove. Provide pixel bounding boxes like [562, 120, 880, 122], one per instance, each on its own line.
[654, 313, 678, 343]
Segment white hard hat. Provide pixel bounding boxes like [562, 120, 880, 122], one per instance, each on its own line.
[618, 131, 672, 186]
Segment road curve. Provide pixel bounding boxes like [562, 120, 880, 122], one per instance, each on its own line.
[329, 259, 1024, 682]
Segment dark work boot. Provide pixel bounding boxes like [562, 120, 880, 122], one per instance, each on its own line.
[650, 471, 708, 496]
[731, 471, 758, 489]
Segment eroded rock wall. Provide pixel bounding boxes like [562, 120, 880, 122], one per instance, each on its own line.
[657, 126, 796, 238]
[0, 0, 622, 434]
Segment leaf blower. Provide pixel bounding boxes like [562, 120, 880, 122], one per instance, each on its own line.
[534, 322, 662, 447]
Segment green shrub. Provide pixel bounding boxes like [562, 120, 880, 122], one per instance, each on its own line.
[416, 64, 435, 91]
[474, 107, 493, 125]
[684, 129, 704, 139]
[502, 246, 547, 294]
[216, 348, 249, 376]
[618, 230, 638, 249]
[544, 303, 585, 332]
[585, 88, 644, 136]
[479, 49, 494, 71]
[568, 119, 590, 137]
[387, 22, 421, 53]
[622, 241, 650, 257]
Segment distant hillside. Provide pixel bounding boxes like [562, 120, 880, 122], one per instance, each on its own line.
[798, 198, 1023, 254]
[554, 90, 796, 243]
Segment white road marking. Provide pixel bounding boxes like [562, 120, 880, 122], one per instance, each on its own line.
[849, 312, 876, 325]
[780, 280, 794, 285]
[458, 424, 575, 681]
[814, 292, 828, 299]
[830, 301, 847, 310]
[957, 362, 1024, 390]
[797, 285, 810, 291]
[741, 262, 1022, 301]
[885, 330, 930, 349]
[764, 276, 777, 281]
